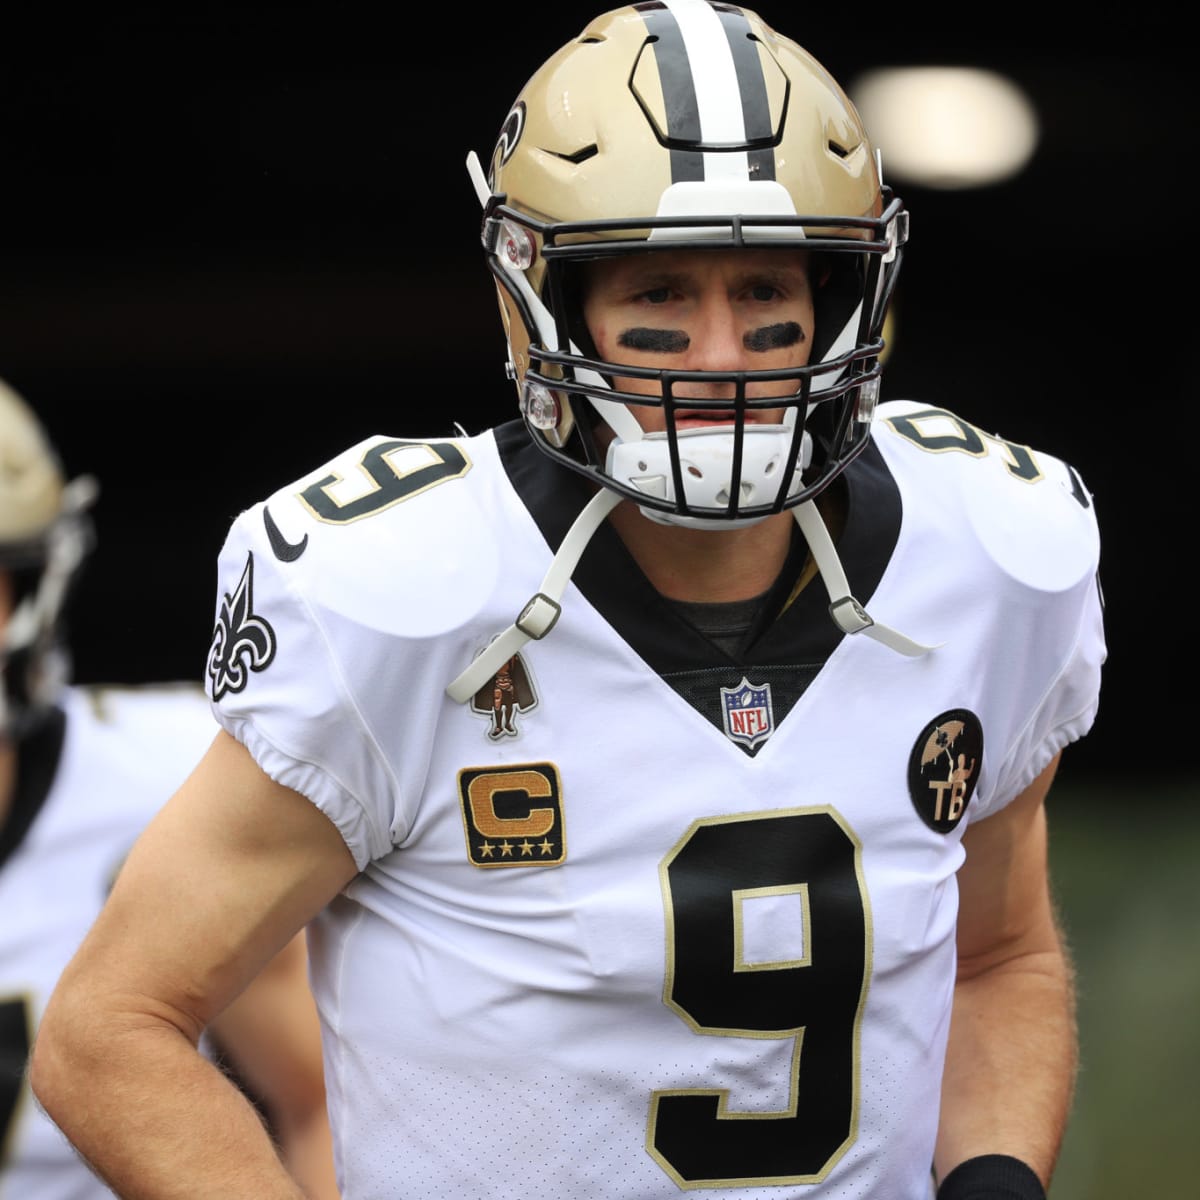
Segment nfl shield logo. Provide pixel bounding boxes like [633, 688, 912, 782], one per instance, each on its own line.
[720, 677, 775, 749]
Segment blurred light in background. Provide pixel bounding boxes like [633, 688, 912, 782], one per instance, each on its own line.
[849, 66, 1040, 189]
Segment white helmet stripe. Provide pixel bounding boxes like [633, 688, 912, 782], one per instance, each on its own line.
[642, 0, 770, 184]
[663, 0, 746, 143]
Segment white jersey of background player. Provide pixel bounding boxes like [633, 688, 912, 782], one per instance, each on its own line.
[0, 378, 339, 1200]
[1, 684, 215, 1200]
[31, 5, 1106, 1199]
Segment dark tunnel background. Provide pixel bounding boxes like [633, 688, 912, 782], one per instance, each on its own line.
[0, 2, 1186, 788]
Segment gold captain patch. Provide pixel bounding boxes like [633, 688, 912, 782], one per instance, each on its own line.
[457, 763, 566, 868]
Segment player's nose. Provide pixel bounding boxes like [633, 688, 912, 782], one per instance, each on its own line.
[672, 295, 746, 398]
[690, 295, 746, 368]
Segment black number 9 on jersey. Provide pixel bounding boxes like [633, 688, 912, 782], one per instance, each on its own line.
[652, 809, 868, 1188]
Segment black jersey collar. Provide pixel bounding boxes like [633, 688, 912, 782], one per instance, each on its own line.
[493, 421, 903, 676]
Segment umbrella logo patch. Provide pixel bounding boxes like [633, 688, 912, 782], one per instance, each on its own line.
[908, 708, 984, 833]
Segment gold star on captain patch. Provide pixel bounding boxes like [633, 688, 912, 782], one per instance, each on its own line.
[499, 841, 514, 857]
[539, 839, 554, 855]
[477, 841, 495, 858]
[518, 840, 535, 856]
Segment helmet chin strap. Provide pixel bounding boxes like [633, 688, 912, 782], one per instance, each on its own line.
[445, 471, 937, 706]
[591, 385, 816, 531]
[605, 423, 812, 531]
[792, 500, 938, 657]
[445, 487, 622, 704]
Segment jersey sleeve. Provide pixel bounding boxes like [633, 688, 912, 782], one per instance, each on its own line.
[986, 448, 1106, 810]
[203, 490, 397, 871]
[985, 559, 1106, 809]
[873, 401, 1108, 821]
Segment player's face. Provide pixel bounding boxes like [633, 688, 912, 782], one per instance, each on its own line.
[580, 247, 816, 433]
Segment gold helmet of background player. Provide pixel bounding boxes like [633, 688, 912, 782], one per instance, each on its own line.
[0, 380, 97, 738]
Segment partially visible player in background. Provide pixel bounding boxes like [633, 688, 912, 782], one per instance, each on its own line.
[0, 379, 339, 1199]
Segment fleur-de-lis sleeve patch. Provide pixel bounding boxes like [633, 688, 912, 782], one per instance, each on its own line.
[207, 551, 278, 701]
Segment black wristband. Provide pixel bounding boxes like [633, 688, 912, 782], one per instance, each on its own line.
[936, 1154, 1046, 1200]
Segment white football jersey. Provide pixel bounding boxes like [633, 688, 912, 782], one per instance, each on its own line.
[0, 683, 218, 1200]
[206, 401, 1105, 1199]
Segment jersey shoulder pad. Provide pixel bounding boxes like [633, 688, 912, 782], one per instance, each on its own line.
[264, 431, 489, 545]
[218, 429, 507, 639]
[872, 400, 1101, 591]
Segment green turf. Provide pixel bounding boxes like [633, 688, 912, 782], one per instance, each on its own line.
[1044, 776, 1199, 1197]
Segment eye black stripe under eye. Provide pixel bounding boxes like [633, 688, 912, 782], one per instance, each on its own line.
[618, 328, 691, 353]
[743, 322, 803, 352]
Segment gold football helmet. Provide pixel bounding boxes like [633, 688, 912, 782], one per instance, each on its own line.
[469, 0, 907, 527]
[0, 380, 96, 738]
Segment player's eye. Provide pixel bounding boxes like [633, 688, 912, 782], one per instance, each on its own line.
[748, 283, 781, 302]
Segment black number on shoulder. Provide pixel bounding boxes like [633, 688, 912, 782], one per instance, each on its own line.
[652, 809, 868, 1187]
[300, 440, 471, 523]
[886, 406, 1042, 482]
[1065, 463, 1092, 509]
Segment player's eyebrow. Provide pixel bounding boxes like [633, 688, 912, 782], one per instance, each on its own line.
[617, 328, 690, 352]
[743, 322, 805, 352]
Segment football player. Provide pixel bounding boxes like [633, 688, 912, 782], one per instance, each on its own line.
[0, 380, 339, 1198]
[31, 4, 1105, 1199]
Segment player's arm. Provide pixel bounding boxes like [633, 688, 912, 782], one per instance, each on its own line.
[30, 729, 358, 1200]
[932, 751, 1075, 1200]
[208, 932, 341, 1199]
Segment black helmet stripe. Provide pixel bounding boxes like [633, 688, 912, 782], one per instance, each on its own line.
[636, 0, 776, 184]
[637, 3, 705, 181]
[715, 5, 775, 179]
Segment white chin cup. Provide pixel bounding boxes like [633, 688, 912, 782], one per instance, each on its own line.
[606, 425, 812, 529]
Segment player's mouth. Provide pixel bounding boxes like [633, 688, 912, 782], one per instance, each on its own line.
[672, 408, 776, 429]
